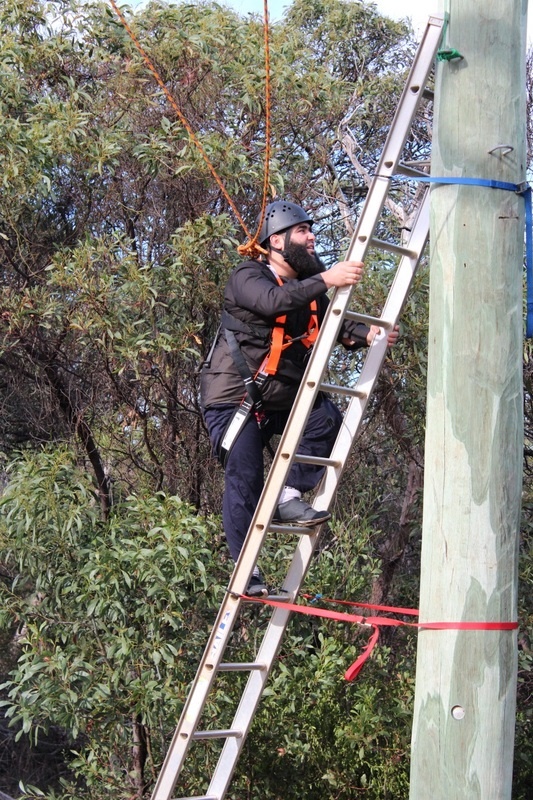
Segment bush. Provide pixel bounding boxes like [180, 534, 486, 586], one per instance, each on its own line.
[0, 447, 226, 798]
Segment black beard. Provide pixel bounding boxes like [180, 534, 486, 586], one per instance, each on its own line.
[284, 242, 326, 278]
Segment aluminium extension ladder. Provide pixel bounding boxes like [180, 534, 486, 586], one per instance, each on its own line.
[152, 14, 445, 800]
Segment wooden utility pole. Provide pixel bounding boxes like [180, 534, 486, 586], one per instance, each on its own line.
[409, 2, 527, 798]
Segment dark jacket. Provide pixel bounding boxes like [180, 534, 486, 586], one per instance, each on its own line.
[200, 259, 369, 411]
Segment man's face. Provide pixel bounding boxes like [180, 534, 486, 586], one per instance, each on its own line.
[284, 224, 325, 277]
[288, 222, 315, 254]
[268, 222, 324, 277]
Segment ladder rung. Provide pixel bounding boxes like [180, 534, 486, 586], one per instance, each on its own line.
[175, 796, 219, 800]
[269, 522, 319, 534]
[369, 237, 418, 259]
[292, 454, 339, 468]
[241, 591, 294, 603]
[396, 161, 431, 178]
[265, 593, 294, 602]
[218, 662, 267, 672]
[344, 310, 393, 329]
[320, 381, 367, 399]
[192, 729, 242, 741]
[242, 592, 290, 605]
[174, 796, 218, 800]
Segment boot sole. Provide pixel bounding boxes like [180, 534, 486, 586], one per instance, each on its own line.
[272, 512, 331, 527]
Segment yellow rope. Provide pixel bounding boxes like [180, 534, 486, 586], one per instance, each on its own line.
[109, 0, 272, 260]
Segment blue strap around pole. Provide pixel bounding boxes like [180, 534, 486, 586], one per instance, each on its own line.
[524, 185, 533, 338]
[391, 174, 533, 338]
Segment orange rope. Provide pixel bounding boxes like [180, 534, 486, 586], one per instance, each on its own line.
[108, 0, 272, 260]
[237, 0, 272, 260]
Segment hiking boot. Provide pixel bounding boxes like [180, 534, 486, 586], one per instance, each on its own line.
[273, 498, 331, 527]
[245, 572, 269, 597]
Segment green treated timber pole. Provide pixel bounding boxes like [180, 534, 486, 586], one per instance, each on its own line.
[409, 2, 527, 799]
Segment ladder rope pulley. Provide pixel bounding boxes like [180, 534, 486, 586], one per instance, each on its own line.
[150, 15, 447, 800]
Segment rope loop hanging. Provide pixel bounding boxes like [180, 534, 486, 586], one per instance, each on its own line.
[237, 0, 272, 260]
[109, 0, 273, 258]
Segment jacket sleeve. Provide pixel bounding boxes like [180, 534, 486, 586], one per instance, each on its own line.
[226, 262, 329, 318]
[338, 320, 370, 349]
[317, 294, 369, 349]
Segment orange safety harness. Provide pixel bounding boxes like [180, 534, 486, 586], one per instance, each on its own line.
[219, 280, 319, 466]
[262, 273, 319, 377]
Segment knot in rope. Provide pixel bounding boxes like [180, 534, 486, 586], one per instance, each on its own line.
[237, 240, 269, 260]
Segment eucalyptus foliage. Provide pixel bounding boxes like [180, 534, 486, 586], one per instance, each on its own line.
[0, 448, 226, 798]
[0, 0, 411, 514]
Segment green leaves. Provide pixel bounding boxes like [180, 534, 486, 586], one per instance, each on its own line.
[0, 448, 226, 796]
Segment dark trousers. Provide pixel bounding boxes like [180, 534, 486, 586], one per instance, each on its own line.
[204, 395, 342, 561]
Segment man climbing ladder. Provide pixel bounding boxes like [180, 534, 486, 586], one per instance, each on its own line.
[201, 199, 398, 595]
[151, 15, 444, 800]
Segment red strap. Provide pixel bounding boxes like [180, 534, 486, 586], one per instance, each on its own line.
[242, 595, 518, 681]
[302, 594, 420, 616]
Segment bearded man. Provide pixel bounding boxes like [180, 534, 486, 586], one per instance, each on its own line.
[200, 200, 397, 595]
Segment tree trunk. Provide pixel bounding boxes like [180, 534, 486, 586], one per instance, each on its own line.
[132, 714, 148, 798]
[43, 362, 112, 519]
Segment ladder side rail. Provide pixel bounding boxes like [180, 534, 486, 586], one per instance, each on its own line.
[376, 15, 444, 178]
[246, 175, 431, 535]
[152, 423, 334, 800]
[206, 598, 301, 797]
[153, 481, 327, 799]
[370, 189, 431, 328]
[225, 177, 400, 545]
[241, 8, 444, 499]
[207, 509, 329, 796]
[256, 187, 402, 522]
[155, 66, 437, 800]
[262, 14, 444, 487]
[332, 190, 431, 457]
[150, 590, 247, 800]
[228, 178, 402, 534]
[151, 145, 430, 800]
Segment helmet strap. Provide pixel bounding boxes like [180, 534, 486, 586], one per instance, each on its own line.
[268, 228, 292, 262]
[283, 229, 292, 259]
